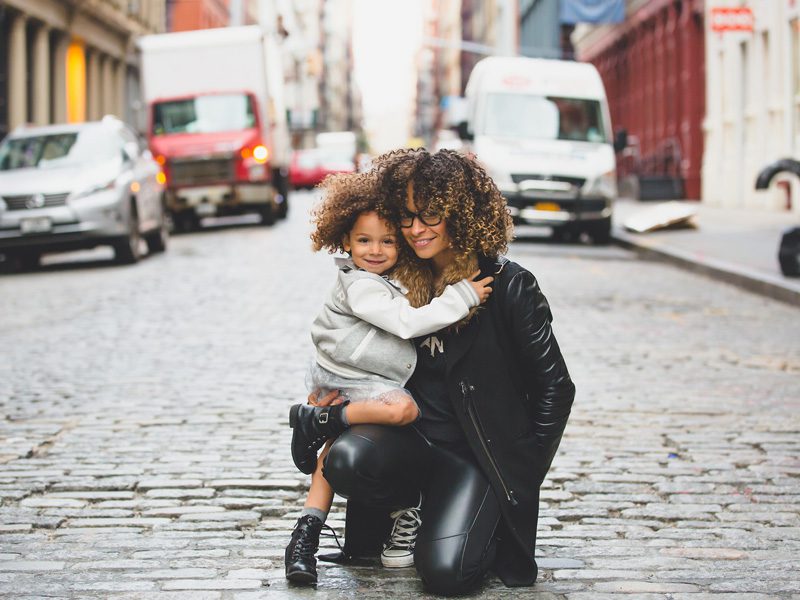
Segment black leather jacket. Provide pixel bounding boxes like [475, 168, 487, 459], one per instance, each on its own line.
[336, 256, 575, 587]
[446, 255, 575, 585]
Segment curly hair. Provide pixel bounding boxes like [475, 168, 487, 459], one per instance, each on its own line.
[373, 148, 512, 258]
[309, 169, 415, 277]
[370, 148, 513, 308]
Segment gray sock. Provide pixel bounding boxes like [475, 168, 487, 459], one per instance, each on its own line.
[301, 507, 328, 523]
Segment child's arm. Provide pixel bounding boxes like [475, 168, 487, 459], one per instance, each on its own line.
[347, 271, 493, 339]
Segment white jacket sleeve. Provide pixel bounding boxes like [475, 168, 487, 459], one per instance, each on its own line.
[347, 278, 481, 339]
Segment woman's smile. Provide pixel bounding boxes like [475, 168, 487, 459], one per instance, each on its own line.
[403, 182, 454, 272]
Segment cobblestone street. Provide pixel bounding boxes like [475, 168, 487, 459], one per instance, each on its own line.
[1, 191, 799, 599]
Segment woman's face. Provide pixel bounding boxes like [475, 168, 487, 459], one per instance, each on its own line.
[401, 182, 454, 271]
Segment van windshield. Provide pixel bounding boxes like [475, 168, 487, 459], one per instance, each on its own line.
[483, 94, 608, 143]
[152, 93, 256, 135]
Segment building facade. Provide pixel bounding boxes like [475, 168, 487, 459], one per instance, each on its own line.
[263, 0, 323, 148]
[319, 0, 360, 133]
[703, 0, 800, 212]
[167, 0, 229, 32]
[0, 0, 164, 138]
[573, 0, 706, 201]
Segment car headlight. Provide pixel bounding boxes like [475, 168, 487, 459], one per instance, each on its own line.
[583, 170, 617, 199]
[69, 178, 117, 201]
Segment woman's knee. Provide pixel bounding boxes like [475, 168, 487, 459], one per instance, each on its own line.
[416, 534, 486, 596]
[322, 428, 377, 495]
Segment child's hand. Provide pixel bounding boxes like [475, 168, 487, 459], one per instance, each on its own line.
[308, 389, 345, 407]
[469, 270, 494, 304]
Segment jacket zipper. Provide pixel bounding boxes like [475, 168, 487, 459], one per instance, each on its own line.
[461, 380, 518, 506]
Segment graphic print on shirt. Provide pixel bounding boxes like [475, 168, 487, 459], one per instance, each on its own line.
[420, 335, 444, 357]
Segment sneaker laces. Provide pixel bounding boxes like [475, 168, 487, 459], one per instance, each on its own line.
[384, 503, 422, 551]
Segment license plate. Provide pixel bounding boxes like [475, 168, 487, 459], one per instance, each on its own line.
[534, 202, 560, 211]
[195, 203, 216, 216]
[20, 217, 52, 234]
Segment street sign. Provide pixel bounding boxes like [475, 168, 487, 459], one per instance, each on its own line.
[710, 7, 755, 32]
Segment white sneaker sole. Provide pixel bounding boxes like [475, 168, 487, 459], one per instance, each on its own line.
[381, 553, 414, 568]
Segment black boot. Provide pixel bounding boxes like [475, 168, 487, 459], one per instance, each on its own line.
[289, 402, 349, 474]
[285, 514, 323, 584]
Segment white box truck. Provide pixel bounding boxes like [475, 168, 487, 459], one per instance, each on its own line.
[138, 26, 291, 230]
[460, 56, 620, 243]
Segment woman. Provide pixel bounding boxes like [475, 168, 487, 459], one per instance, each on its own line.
[318, 148, 576, 595]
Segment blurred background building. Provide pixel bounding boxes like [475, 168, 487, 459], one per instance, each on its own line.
[702, 1, 799, 212]
[0, 0, 164, 138]
[572, 0, 706, 202]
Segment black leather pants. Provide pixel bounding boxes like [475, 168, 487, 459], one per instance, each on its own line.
[324, 425, 501, 596]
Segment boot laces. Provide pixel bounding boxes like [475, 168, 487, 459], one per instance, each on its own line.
[384, 502, 422, 552]
[291, 518, 321, 560]
[291, 517, 344, 560]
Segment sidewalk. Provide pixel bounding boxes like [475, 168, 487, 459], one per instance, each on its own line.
[612, 198, 800, 306]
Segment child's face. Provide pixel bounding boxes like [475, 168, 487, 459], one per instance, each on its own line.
[342, 211, 399, 275]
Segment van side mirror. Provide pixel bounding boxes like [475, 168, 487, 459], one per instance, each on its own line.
[456, 121, 473, 142]
[613, 129, 628, 153]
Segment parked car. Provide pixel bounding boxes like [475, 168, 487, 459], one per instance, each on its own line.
[289, 147, 356, 190]
[0, 117, 167, 269]
[289, 148, 325, 190]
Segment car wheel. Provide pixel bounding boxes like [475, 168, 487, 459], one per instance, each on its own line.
[114, 207, 142, 264]
[260, 204, 275, 226]
[145, 220, 168, 254]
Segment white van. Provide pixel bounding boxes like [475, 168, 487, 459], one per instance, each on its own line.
[461, 56, 619, 243]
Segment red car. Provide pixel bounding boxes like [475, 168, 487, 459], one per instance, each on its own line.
[289, 148, 355, 190]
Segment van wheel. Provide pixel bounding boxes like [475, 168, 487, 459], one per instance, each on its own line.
[590, 218, 612, 245]
[16, 251, 41, 271]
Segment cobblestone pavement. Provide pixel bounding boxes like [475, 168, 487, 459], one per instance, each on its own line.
[1, 191, 799, 599]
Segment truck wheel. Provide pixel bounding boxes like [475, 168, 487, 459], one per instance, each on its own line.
[260, 204, 275, 226]
[173, 210, 200, 233]
[277, 197, 289, 219]
[274, 168, 290, 219]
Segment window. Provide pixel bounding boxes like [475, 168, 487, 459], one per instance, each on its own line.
[482, 93, 608, 143]
[152, 93, 256, 135]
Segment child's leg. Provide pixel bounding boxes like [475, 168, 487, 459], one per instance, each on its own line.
[344, 390, 419, 427]
[302, 441, 335, 520]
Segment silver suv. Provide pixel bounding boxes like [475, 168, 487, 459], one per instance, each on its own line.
[0, 117, 168, 269]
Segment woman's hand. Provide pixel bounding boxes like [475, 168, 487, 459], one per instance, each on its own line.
[469, 270, 494, 304]
[307, 389, 345, 407]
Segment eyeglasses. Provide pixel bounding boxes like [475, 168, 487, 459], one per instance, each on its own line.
[399, 208, 443, 228]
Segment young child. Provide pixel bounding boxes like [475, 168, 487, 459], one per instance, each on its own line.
[285, 172, 493, 584]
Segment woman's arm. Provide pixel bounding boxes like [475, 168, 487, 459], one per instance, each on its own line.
[347, 276, 488, 339]
[504, 269, 576, 479]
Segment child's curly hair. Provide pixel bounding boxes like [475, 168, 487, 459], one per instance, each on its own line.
[373, 148, 513, 258]
[310, 171, 397, 255]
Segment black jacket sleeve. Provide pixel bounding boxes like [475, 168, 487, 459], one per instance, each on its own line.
[503, 269, 576, 478]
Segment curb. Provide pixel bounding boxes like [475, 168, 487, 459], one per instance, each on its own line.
[612, 229, 800, 307]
